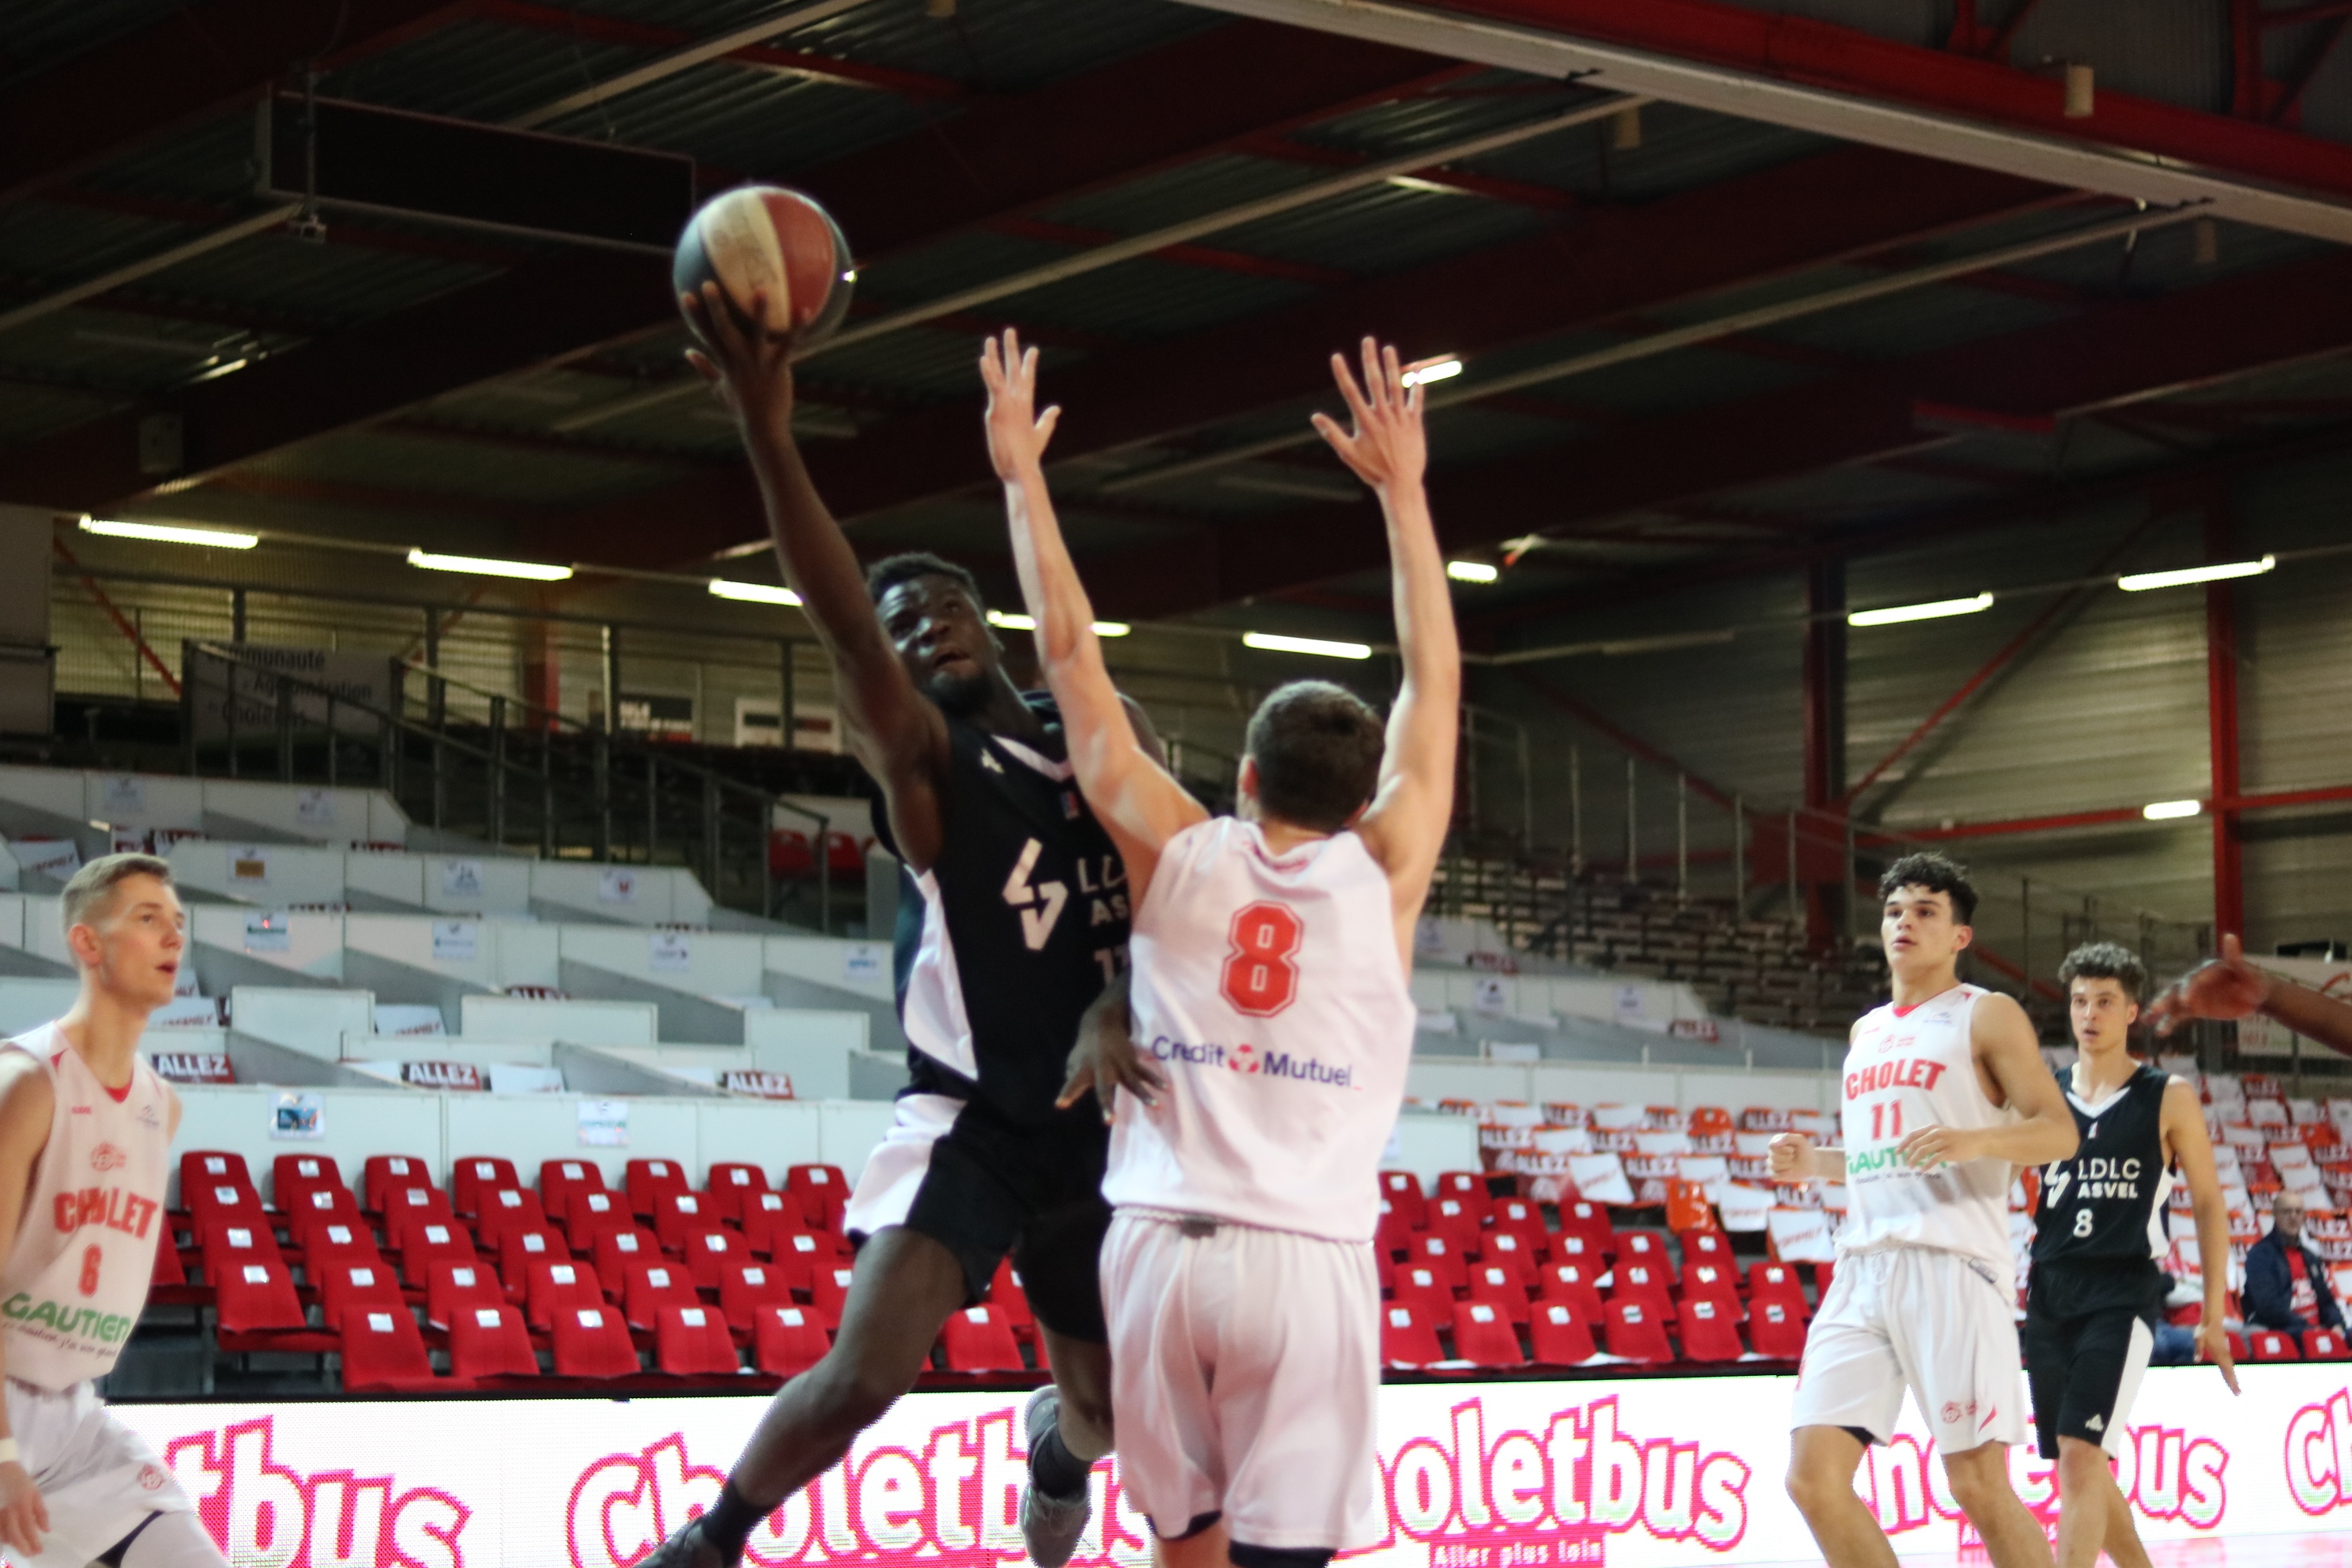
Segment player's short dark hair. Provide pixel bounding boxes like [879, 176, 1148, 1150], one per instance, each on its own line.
[2059, 940, 2149, 1004]
[1244, 680, 1385, 833]
[1878, 851, 1978, 925]
[866, 552, 983, 611]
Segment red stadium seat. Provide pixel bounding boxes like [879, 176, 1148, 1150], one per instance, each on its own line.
[214, 1258, 305, 1335]
[424, 1262, 504, 1330]
[199, 1218, 282, 1276]
[1389, 1267, 1453, 1326]
[682, 1227, 752, 1291]
[552, 1305, 642, 1380]
[187, 1177, 266, 1232]
[1611, 1261, 1673, 1314]
[450, 1304, 539, 1384]
[705, 1163, 770, 1224]
[2309, 1330, 2352, 1362]
[738, 1192, 805, 1257]
[1617, 1230, 1671, 1268]
[941, 1306, 1026, 1372]
[539, 1159, 605, 1216]
[1434, 1171, 1490, 1218]
[624, 1262, 699, 1331]
[1679, 1296, 1745, 1362]
[474, 1188, 548, 1250]
[985, 1261, 1035, 1340]
[1406, 1234, 1468, 1291]
[754, 1306, 831, 1378]
[397, 1221, 477, 1287]
[293, 1216, 380, 1276]
[1559, 1200, 1615, 1258]
[1464, 1265, 1531, 1325]
[1549, 1232, 1607, 1274]
[497, 1228, 569, 1292]
[624, 1159, 691, 1218]
[1682, 1262, 1742, 1317]
[810, 1266, 857, 1329]
[1375, 1203, 1417, 1261]
[2251, 1329, 2301, 1362]
[593, 1227, 661, 1287]
[180, 1151, 252, 1202]
[285, 1184, 361, 1227]
[271, 1154, 344, 1212]
[318, 1261, 403, 1327]
[1748, 1298, 1808, 1359]
[1748, 1262, 1808, 1319]
[1489, 1200, 1550, 1259]
[752, 1228, 825, 1295]
[337, 1304, 438, 1392]
[1379, 1170, 1429, 1231]
[1534, 1264, 1604, 1324]
[383, 1186, 458, 1254]
[654, 1191, 721, 1253]
[719, 1264, 796, 1336]
[1529, 1301, 1597, 1366]
[786, 1165, 849, 1231]
[1451, 1302, 1525, 1368]
[1380, 1302, 1445, 1368]
[1427, 1198, 1483, 1258]
[450, 1156, 519, 1218]
[1603, 1298, 1675, 1363]
[361, 1155, 432, 1215]
[2226, 1329, 2252, 1363]
[1479, 1231, 1535, 1283]
[656, 1306, 742, 1376]
[1680, 1229, 1734, 1267]
[525, 1261, 606, 1332]
[564, 1189, 631, 1251]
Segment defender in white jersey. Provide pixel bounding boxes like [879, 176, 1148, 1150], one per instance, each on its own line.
[984, 331, 1457, 1568]
[0, 855, 223, 1568]
[1770, 854, 2077, 1568]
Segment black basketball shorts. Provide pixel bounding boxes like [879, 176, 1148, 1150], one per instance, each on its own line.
[2022, 1299, 2156, 1461]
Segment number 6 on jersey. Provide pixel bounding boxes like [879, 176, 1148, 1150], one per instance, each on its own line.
[1221, 902, 1302, 1016]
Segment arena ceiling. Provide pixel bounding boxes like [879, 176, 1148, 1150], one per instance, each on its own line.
[5, 0, 2352, 650]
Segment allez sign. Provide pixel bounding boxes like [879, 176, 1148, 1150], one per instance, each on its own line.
[105, 1368, 2334, 1568]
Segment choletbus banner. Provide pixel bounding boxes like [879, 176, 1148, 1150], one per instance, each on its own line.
[103, 1366, 2335, 1568]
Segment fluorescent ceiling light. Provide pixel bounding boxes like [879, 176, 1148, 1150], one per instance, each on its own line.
[1242, 631, 1373, 660]
[988, 609, 1131, 637]
[406, 548, 572, 582]
[1446, 560, 1498, 583]
[79, 517, 258, 549]
[1401, 358, 1463, 387]
[2143, 799, 2202, 820]
[709, 579, 801, 606]
[1848, 592, 1993, 628]
[2118, 556, 2275, 592]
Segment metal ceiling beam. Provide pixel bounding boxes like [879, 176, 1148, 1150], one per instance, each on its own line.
[1068, 246, 2352, 623]
[1178, 0, 2352, 243]
[0, 19, 1458, 515]
[531, 144, 2062, 566]
[0, 0, 469, 207]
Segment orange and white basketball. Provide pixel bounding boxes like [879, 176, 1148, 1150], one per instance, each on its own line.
[673, 185, 854, 348]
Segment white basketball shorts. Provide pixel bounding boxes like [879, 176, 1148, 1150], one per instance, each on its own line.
[1101, 1210, 1383, 1553]
[1789, 1246, 2029, 1451]
[4, 1377, 205, 1568]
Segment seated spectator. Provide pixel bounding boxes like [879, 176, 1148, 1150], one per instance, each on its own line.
[2244, 1192, 2345, 1347]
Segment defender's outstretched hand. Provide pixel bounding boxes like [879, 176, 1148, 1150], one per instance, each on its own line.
[1311, 337, 1427, 495]
[980, 329, 1061, 481]
[2147, 933, 2272, 1034]
[682, 282, 795, 427]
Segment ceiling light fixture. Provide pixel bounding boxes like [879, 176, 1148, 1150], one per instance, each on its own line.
[1848, 592, 1994, 628]
[1446, 560, 1499, 584]
[2143, 799, 2202, 820]
[79, 517, 258, 549]
[987, 609, 1130, 637]
[1401, 358, 1463, 387]
[406, 548, 573, 582]
[709, 579, 802, 606]
[2118, 556, 2275, 592]
[1242, 631, 1372, 660]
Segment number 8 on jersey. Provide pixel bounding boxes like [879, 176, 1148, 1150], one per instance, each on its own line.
[1220, 902, 1302, 1016]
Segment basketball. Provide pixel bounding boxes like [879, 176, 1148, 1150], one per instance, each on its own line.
[673, 185, 854, 349]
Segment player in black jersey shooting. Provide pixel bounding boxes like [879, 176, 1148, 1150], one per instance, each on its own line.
[2028, 942, 2237, 1568]
[643, 283, 1155, 1568]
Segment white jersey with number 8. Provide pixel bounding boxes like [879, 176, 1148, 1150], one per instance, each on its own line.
[1836, 983, 2015, 1280]
[1103, 816, 1414, 1242]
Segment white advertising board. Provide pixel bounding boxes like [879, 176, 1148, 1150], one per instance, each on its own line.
[100, 1365, 2350, 1568]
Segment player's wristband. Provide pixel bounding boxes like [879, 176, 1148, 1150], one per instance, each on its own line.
[0, 1438, 21, 1465]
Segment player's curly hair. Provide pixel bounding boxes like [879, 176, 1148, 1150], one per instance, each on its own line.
[1245, 680, 1385, 833]
[865, 551, 984, 610]
[1878, 851, 1978, 925]
[2058, 940, 2149, 1004]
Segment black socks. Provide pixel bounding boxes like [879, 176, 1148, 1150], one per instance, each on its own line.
[697, 1481, 766, 1564]
[1030, 1423, 1093, 1501]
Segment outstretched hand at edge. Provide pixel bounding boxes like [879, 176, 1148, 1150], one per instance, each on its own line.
[1311, 336, 1427, 496]
[2147, 933, 2274, 1035]
[980, 328, 1061, 482]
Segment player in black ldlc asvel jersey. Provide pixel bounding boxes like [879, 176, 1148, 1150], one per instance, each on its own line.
[2028, 944, 2238, 1568]
[646, 277, 1159, 1568]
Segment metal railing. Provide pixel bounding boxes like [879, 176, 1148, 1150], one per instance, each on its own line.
[178, 642, 837, 929]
